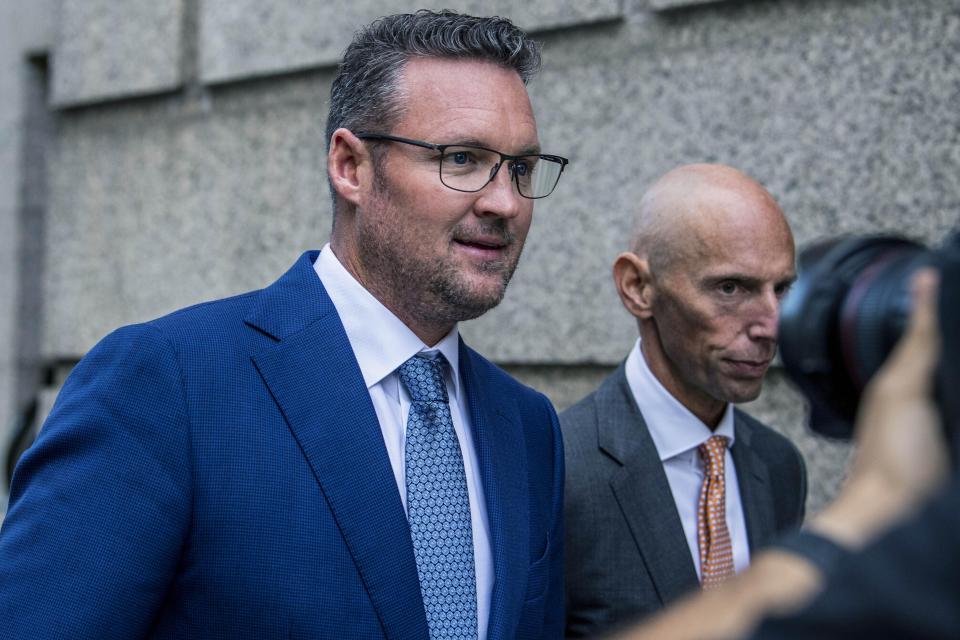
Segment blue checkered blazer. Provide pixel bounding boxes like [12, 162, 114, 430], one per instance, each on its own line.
[0, 251, 564, 639]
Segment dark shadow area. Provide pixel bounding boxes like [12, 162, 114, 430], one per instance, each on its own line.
[6, 53, 53, 488]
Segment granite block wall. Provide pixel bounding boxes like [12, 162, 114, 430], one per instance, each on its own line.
[52, 0, 184, 106]
[470, 0, 960, 364]
[4, 0, 960, 513]
[0, 9, 18, 503]
[200, 0, 622, 84]
[0, 0, 60, 509]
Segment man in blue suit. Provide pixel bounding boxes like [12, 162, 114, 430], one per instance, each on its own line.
[0, 11, 568, 639]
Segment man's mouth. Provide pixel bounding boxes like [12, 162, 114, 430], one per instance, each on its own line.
[452, 233, 511, 260]
[724, 358, 772, 378]
[454, 236, 507, 250]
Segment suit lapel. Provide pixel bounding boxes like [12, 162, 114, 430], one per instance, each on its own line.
[246, 252, 429, 640]
[731, 414, 777, 551]
[459, 342, 529, 640]
[599, 365, 700, 605]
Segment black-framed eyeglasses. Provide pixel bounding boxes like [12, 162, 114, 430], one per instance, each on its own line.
[355, 132, 569, 200]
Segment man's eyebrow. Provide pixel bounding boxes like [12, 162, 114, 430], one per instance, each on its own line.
[702, 273, 797, 288]
[515, 143, 542, 156]
[773, 273, 798, 289]
[447, 137, 542, 156]
[458, 138, 493, 150]
[703, 273, 759, 286]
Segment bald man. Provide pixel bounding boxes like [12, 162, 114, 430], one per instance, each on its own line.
[561, 164, 807, 638]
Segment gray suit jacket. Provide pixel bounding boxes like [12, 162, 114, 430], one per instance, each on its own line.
[561, 363, 806, 638]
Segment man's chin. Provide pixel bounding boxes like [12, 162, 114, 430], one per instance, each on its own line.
[435, 276, 510, 321]
[725, 382, 765, 404]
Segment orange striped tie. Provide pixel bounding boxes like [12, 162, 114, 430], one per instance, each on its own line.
[697, 435, 735, 589]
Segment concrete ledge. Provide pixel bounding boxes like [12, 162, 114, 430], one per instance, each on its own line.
[52, 0, 184, 107]
[200, 0, 623, 84]
[650, 0, 727, 10]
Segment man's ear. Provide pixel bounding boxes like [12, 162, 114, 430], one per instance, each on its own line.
[613, 252, 655, 319]
[327, 128, 372, 208]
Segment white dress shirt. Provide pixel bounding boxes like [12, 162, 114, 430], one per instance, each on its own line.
[624, 338, 751, 578]
[314, 244, 492, 637]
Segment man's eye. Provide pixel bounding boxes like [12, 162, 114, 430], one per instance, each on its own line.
[513, 161, 530, 177]
[444, 150, 477, 166]
[719, 282, 739, 295]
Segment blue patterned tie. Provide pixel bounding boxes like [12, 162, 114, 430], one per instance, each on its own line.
[399, 353, 478, 640]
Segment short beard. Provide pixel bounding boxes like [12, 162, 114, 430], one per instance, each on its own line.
[355, 173, 522, 329]
[428, 219, 519, 322]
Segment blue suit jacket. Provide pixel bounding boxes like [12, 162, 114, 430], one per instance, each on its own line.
[0, 251, 565, 639]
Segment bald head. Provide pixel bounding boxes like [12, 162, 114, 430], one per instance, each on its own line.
[631, 163, 791, 276]
[613, 163, 796, 426]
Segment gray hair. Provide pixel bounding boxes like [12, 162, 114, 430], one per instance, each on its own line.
[325, 10, 541, 213]
[327, 10, 541, 147]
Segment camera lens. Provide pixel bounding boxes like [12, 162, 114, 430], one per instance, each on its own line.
[779, 235, 932, 437]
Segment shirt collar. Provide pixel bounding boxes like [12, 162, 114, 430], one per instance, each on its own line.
[314, 243, 462, 398]
[624, 337, 735, 462]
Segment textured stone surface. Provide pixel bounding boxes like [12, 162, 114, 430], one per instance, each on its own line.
[10, 0, 61, 55]
[43, 73, 334, 356]
[200, 0, 622, 83]
[26, 0, 960, 516]
[0, 0, 60, 509]
[650, 0, 727, 10]
[0, 6, 21, 508]
[45, 0, 960, 361]
[52, 0, 184, 106]
[463, 0, 960, 363]
[12, 58, 53, 454]
[0, 8, 18, 434]
[504, 364, 616, 412]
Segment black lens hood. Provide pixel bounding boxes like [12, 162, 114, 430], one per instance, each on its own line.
[779, 235, 923, 435]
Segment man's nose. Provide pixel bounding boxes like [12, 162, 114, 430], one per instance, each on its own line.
[748, 290, 781, 341]
[474, 162, 524, 219]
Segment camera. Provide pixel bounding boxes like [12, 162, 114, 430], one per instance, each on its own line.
[778, 230, 959, 442]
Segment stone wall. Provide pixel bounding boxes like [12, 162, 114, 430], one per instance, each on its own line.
[3, 0, 959, 514]
[0, 0, 60, 510]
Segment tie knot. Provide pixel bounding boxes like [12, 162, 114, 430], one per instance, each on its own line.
[398, 353, 449, 404]
[698, 435, 728, 473]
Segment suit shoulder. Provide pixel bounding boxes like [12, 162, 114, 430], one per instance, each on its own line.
[735, 409, 804, 465]
[558, 366, 629, 445]
[559, 389, 599, 426]
[146, 289, 266, 352]
[558, 389, 600, 441]
[462, 346, 550, 407]
[84, 289, 265, 376]
[147, 289, 262, 335]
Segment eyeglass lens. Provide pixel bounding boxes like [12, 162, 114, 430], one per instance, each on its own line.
[439, 147, 562, 198]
